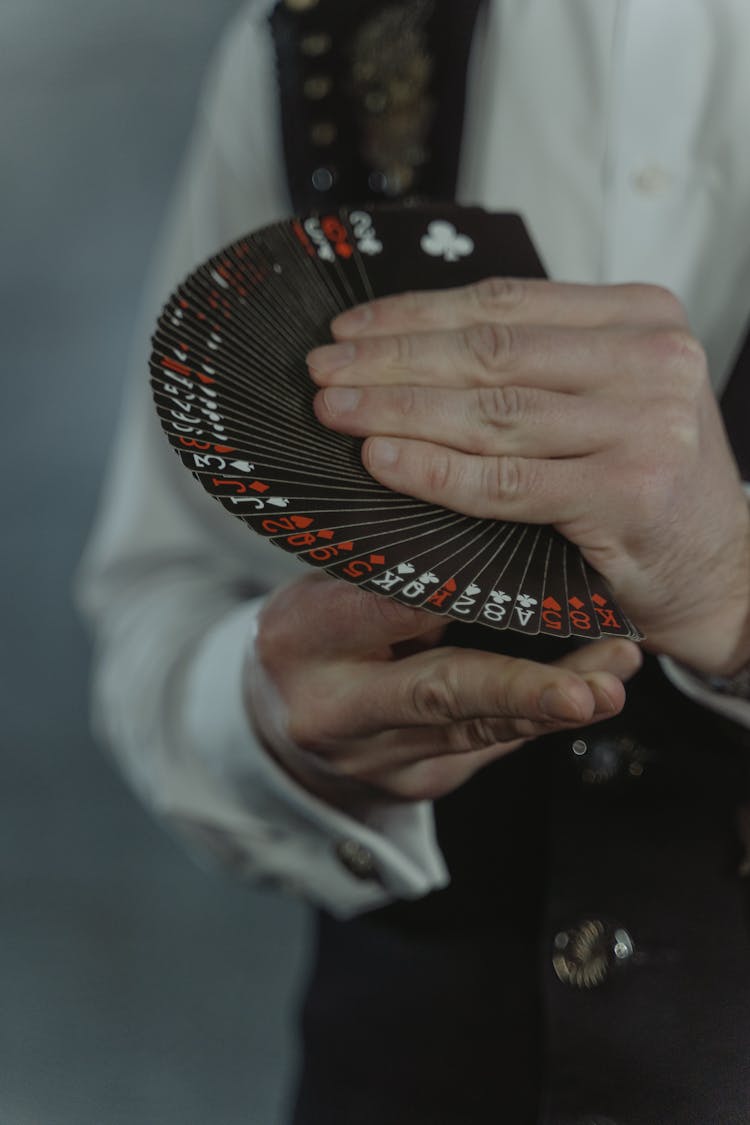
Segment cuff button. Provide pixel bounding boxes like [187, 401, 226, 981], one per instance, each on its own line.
[336, 839, 378, 880]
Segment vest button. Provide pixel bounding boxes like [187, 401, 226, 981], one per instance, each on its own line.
[311, 167, 335, 192]
[300, 31, 332, 57]
[552, 920, 634, 988]
[570, 733, 647, 785]
[310, 121, 337, 146]
[304, 74, 333, 100]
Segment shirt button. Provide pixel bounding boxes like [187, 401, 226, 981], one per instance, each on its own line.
[552, 920, 634, 988]
[631, 164, 672, 196]
[336, 839, 379, 880]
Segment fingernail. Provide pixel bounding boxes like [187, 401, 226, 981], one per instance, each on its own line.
[590, 680, 621, 715]
[321, 387, 362, 415]
[367, 437, 400, 469]
[308, 342, 356, 377]
[540, 685, 582, 721]
[332, 306, 372, 335]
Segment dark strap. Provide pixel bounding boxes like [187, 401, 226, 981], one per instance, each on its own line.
[269, 0, 484, 213]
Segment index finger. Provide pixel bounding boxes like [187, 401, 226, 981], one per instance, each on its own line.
[331, 278, 686, 338]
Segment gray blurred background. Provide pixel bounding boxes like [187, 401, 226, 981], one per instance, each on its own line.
[0, 2, 311, 1121]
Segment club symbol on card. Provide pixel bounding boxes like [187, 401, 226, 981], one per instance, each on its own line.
[489, 590, 511, 605]
[516, 593, 537, 608]
[420, 221, 474, 262]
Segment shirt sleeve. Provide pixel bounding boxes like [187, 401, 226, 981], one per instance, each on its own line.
[75, 1, 448, 919]
[659, 656, 750, 728]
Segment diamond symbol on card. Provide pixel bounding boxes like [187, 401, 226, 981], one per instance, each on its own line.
[569, 597, 584, 609]
[420, 221, 474, 262]
[317, 529, 335, 540]
[370, 554, 386, 565]
[338, 542, 354, 552]
[249, 481, 269, 493]
[292, 516, 313, 529]
[542, 596, 561, 611]
[592, 594, 607, 606]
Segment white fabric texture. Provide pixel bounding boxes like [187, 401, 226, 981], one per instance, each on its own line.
[77, 0, 750, 917]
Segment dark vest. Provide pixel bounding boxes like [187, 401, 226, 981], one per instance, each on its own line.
[270, 5, 750, 1123]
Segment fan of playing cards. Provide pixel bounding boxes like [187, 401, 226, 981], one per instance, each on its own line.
[150, 203, 641, 642]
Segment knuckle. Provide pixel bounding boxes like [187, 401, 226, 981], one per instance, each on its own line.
[622, 282, 687, 324]
[393, 383, 418, 418]
[425, 447, 455, 494]
[652, 325, 706, 370]
[647, 284, 688, 324]
[408, 658, 464, 723]
[655, 396, 700, 455]
[470, 276, 527, 316]
[475, 384, 524, 429]
[392, 332, 415, 367]
[446, 717, 505, 753]
[463, 321, 517, 373]
[483, 454, 527, 501]
[286, 700, 333, 752]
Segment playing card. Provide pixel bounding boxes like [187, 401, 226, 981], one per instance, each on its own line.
[148, 203, 640, 642]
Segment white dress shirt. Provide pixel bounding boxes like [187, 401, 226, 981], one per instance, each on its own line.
[77, 0, 750, 917]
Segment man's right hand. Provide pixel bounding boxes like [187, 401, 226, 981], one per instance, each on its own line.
[246, 573, 642, 808]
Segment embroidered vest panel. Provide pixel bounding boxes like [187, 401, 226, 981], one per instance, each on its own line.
[269, 0, 483, 213]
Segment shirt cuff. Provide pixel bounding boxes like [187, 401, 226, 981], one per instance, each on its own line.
[171, 599, 449, 918]
[659, 655, 750, 729]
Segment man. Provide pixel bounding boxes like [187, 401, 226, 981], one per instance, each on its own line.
[79, 1, 750, 1120]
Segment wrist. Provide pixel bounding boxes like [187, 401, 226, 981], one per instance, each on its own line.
[648, 505, 750, 676]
